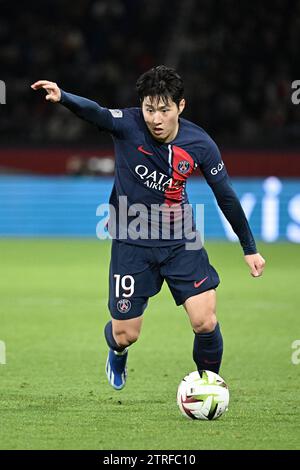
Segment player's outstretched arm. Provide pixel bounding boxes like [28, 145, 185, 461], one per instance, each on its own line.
[31, 80, 116, 132]
[31, 80, 61, 102]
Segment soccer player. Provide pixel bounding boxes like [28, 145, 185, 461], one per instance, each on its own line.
[31, 66, 265, 390]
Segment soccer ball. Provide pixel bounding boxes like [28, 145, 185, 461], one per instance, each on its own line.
[177, 370, 229, 420]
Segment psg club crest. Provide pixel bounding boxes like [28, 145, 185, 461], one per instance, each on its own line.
[117, 299, 132, 314]
[177, 160, 190, 174]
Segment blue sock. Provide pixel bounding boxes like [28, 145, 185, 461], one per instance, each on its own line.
[104, 321, 125, 353]
[193, 323, 223, 374]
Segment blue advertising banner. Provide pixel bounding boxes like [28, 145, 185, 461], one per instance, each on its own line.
[0, 176, 299, 242]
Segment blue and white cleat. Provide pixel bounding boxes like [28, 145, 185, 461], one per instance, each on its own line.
[105, 348, 128, 390]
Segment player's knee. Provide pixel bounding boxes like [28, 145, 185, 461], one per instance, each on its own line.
[193, 313, 217, 334]
[114, 329, 139, 348]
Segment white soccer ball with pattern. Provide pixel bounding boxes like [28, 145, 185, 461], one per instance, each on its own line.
[177, 370, 229, 420]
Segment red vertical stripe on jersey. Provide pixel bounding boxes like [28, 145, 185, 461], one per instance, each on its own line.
[164, 145, 195, 206]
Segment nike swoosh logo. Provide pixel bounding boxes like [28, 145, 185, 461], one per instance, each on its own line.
[138, 145, 153, 156]
[194, 276, 208, 288]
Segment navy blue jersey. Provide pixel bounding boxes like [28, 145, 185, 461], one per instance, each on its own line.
[107, 107, 227, 245]
[60, 91, 257, 254]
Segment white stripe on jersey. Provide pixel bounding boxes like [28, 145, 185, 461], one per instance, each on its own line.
[168, 144, 172, 175]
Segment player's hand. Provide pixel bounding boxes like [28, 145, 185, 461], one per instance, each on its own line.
[244, 253, 265, 277]
[31, 80, 61, 102]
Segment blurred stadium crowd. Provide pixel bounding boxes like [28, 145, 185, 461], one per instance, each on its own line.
[1, 0, 300, 147]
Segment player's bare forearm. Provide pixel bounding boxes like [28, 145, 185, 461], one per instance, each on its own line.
[31, 80, 61, 102]
[244, 253, 266, 277]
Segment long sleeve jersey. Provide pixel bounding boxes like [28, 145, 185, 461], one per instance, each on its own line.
[60, 90, 257, 254]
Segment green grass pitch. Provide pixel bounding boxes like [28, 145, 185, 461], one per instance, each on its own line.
[0, 240, 299, 450]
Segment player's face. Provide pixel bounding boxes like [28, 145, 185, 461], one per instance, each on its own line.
[142, 96, 185, 143]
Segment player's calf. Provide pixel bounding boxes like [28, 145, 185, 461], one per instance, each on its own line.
[112, 317, 142, 349]
[192, 322, 223, 375]
[104, 319, 141, 350]
[184, 291, 223, 375]
[113, 330, 139, 349]
[104, 320, 126, 352]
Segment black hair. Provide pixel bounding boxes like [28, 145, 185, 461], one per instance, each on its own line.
[136, 65, 184, 108]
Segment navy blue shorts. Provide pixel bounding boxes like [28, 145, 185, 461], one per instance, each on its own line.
[108, 240, 220, 320]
